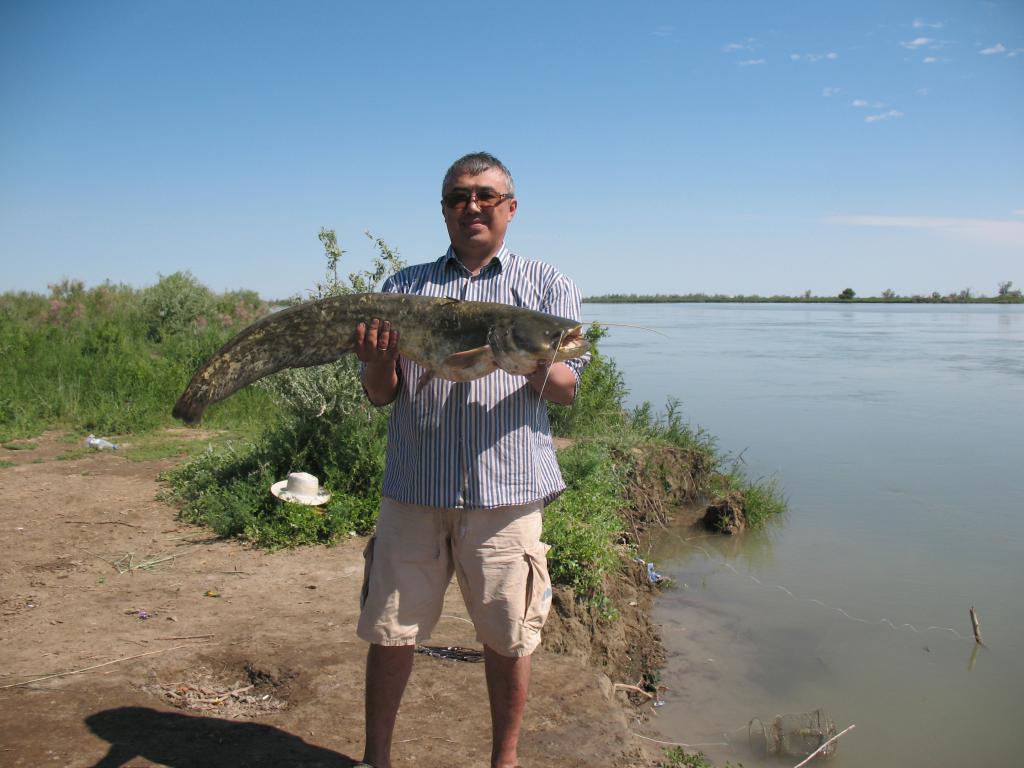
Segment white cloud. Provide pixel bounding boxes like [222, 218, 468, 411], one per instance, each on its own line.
[901, 37, 932, 50]
[851, 99, 883, 109]
[826, 214, 1024, 246]
[916, 88, 930, 96]
[913, 18, 943, 29]
[791, 52, 838, 62]
[865, 110, 904, 122]
[738, 59, 766, 67]
[652, 26, 674, 37]
[923, 56, 938, 64]
[980, 43, 1007, 55]
[1014, 210, 1024, 217]
[723, 40, 755, 53]
[823, 86, 841, 97]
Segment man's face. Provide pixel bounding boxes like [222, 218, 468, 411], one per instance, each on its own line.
[442, 167, 517, 259]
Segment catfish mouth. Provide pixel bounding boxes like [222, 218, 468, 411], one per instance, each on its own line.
[554, 325, 588, 360]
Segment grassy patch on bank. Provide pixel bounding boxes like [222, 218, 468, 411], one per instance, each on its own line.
[713, 468, 787, 529]
[658, 746, 743, 768]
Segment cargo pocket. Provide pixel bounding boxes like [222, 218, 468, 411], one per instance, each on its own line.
[359, 536, 376, 610]
[522, 542, 552, 632]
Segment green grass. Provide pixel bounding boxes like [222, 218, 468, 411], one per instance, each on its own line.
[0, 460, 15, 469]
[658, 747, 743, 768]
[57, 447, 92, 461]
[0, 276, 274, 442]
[116, 429, 249, 463]
[543, 442, 627, 595]
[713, 468, 787, 529]
[2, 441, 38, 451]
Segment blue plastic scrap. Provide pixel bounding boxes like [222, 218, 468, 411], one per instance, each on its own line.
[633, 556, 664, 584]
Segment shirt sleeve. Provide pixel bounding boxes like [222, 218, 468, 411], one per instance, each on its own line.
[540, 273, 591, 398]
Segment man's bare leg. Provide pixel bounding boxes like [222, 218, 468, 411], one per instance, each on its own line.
[484, 645, 531, 768]
[363, 643, 415, 768]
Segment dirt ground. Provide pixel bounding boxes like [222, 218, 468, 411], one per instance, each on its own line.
[0, 433, 662, 767]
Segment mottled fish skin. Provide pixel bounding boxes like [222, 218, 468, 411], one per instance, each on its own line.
[172, 292, 587, 424]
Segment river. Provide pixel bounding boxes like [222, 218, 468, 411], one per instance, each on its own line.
[580, 302, 1024, 767]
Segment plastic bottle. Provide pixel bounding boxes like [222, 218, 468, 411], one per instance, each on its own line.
[85, 434, 119, 450]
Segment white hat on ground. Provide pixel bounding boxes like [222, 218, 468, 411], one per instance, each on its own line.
[270, 472, 331, 506]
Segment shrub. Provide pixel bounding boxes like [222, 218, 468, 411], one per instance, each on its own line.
[140, 271, 215, 341]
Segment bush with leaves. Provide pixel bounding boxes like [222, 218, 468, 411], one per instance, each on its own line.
[140, 271, 215, 341]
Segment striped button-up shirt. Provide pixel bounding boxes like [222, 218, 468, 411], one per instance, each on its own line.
[375, 245, 588, 509]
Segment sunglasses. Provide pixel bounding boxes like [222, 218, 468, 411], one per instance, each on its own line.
[441, 188, 514, 211]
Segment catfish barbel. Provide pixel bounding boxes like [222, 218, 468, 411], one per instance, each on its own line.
[172, 292, 589, 424]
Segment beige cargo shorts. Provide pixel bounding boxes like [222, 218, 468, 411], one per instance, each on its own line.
[356, 496, 552, 657]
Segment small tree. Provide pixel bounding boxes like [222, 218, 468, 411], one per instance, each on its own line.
[838, 288, 856, 300]
[881, 288, 896, 300]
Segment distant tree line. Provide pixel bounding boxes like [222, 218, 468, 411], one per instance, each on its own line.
[585, 281, 1023, 304]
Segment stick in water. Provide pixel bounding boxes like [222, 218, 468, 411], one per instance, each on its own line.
[970, 606, 984, 645]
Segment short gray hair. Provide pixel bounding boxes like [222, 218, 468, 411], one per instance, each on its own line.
[442, 152, 515, 196]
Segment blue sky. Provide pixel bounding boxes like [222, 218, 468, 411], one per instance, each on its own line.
[2, 0, 1021, 299]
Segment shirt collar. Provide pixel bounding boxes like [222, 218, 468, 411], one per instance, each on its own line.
[442, 244, 511, 275]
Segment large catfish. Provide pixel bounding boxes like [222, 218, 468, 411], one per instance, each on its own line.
[172, 292, 588, 424]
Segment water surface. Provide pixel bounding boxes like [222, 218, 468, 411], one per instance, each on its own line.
[581, 303, 1024, 767]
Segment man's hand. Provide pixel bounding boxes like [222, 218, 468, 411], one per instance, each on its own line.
[356, 318, 401, 406]
[525, 361, 577, 405]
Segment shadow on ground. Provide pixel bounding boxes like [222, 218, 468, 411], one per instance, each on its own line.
[86, 706, 357, 767]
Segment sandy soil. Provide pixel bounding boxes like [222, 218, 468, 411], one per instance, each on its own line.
[0, 433, 655, 767]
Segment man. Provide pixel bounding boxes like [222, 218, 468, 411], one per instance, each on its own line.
[352, 152, 588, 768]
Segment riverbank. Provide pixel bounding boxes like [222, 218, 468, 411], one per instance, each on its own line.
[0, 432, 674, 767]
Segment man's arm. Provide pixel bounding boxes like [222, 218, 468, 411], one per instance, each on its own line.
[356, 318, 401, 406]
[529, 272, 589, 405]
[525, 362, 577, 405]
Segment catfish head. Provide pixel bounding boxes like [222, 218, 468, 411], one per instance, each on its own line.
[487, 310, 588, 375]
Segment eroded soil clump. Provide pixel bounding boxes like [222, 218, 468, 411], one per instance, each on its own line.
[620, 444, 716, 533]
[701, 491, 747, 535]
